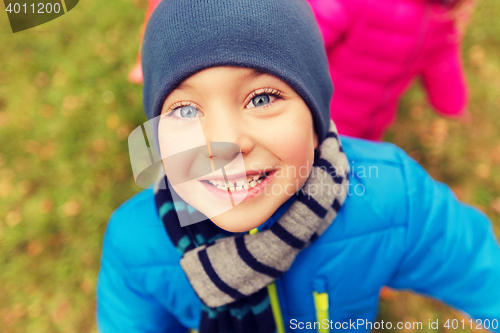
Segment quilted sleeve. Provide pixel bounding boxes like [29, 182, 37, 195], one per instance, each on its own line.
[421, 41, 468, 117]
[96, 212, 187, 333]
[388, 152, 500, 331]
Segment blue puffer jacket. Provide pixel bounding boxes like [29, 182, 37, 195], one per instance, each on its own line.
[96, 137, 500, 332]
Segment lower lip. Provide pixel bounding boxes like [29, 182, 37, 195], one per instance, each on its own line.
[200, 172, 275, 203]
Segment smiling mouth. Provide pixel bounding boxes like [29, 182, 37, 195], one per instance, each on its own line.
[200, 172, 270, 192]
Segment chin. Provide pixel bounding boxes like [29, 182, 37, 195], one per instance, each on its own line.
[210, 212, 267, 233]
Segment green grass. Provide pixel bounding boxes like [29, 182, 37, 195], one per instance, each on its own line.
[0, 0, 499, 332]
[0, 1, 147, 331]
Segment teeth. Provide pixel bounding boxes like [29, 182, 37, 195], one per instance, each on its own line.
[245, 174, 263, 183]
[206, 173, 269, 191]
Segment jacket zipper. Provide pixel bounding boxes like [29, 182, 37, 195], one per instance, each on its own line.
[267, 282, 286, 333]
[313, 292, 330, 333]
[313, 278, 330, 333]
[249, 227, 286, 333]
[192, 281, 329, 333]
[253, 222, 330, 333]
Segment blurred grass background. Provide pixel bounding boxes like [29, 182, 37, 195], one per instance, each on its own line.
[0, 0, 499, 332]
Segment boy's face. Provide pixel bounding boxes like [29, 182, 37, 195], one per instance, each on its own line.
[159, 66, 318, 232]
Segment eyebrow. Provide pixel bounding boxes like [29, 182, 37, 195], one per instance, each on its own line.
[176, 80, 192, 91]
[240, 68, 267, 81]
[175, 68, 267, 92]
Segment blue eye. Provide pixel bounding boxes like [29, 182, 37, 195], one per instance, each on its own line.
[246, 89, 283, 109]
[251, 94, 270, 107]
[165, 105, 202, 121]
[178, 106, 198, 118]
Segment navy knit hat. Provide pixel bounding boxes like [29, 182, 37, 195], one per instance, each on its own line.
[142, 0, 333, 143]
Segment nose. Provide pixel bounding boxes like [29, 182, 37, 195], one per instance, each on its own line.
[202, 108, 255, 160]
[208, 142, 240, 171]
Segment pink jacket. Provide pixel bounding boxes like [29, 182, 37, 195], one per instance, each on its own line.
[307, 0, 468, 140]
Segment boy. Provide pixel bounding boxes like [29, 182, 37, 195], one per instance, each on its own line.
[96, 0, 500, 332]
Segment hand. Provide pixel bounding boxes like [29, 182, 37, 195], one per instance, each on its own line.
[128, 62, 143, 84]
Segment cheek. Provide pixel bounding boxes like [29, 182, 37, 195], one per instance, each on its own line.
[158, 118, 206, 158]
[280, 137, 313, 165]
[162, 146, 209, 185]
[267, 121, 316, 179]
[274, 112, 315, 160]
